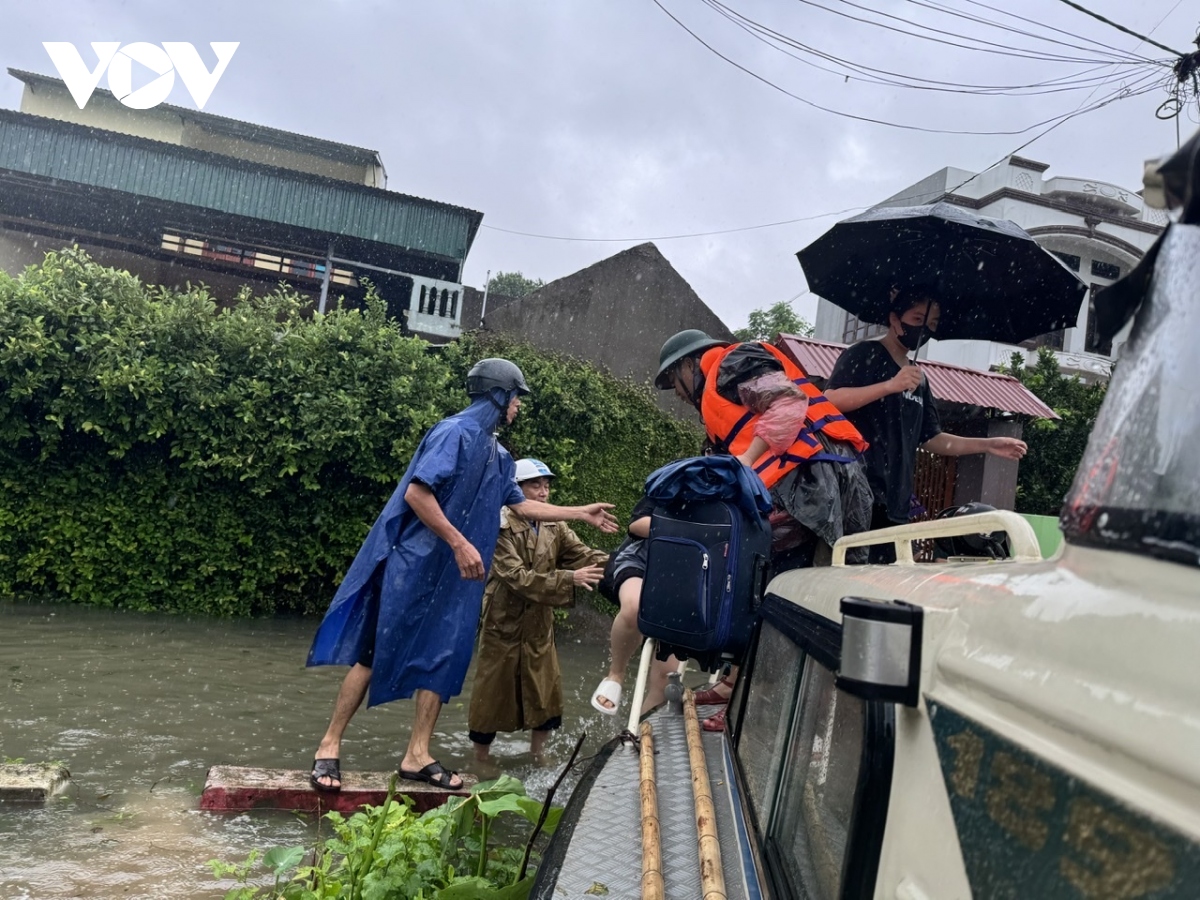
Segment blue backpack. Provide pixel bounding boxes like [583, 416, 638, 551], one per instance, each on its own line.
[637, 458, 772, 672]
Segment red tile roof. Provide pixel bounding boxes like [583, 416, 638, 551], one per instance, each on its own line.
[776, 334, 1059, 420]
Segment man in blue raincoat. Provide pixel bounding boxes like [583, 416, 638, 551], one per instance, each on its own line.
[307, 358, 618, 792]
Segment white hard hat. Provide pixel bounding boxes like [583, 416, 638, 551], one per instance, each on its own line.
[514, 458, 555, 483]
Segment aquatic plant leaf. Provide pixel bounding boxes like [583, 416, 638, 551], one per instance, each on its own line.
[263, 845, 305, 875]
[435, 875, 534, 899]
[475, 794, 528, 818]
[471, 774, 526, 799]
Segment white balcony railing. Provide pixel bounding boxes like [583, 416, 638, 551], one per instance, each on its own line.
[407, 276, 462, 340]
[987, 342, 1113, 382]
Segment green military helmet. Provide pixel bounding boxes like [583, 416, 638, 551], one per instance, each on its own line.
[654, 330, 727, 389]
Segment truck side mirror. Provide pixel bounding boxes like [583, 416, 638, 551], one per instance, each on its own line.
[836, 597, 923, 708]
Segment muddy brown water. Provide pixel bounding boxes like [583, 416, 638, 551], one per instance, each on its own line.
[0, 602, 624, 898]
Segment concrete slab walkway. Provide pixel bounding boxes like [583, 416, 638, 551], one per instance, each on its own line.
[200, 765, 475, 815]
[0, 763, 71, 803]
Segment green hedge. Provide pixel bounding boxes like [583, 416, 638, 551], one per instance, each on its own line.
[0, 249, 700, 615]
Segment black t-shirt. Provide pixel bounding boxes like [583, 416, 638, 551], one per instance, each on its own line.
[827, 341, 941, 524]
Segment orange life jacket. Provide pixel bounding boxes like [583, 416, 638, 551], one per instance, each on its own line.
[698, 342, 867, 488]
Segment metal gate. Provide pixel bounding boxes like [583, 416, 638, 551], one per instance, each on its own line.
[911, 450, 957, 561]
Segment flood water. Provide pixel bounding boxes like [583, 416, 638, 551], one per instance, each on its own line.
[0, 602, 618, 898]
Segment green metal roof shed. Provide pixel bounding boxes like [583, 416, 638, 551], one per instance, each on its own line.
[0, 108, 482, 265]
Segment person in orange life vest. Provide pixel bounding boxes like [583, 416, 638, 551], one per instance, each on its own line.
[823, 287, 1027, 564]
[654, 331, 874, 727]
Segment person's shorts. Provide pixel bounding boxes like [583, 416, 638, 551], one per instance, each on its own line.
[600, 538, 648, 602]
[611, 564, 645, 598]
[469, 715, 562, 745]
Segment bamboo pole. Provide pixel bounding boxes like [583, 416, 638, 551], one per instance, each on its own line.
[639, 721, 664, 900]
[684, 689, 727, 900]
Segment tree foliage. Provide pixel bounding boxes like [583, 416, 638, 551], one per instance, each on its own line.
[487, 271, 545, 298]
[1001, 348, 1108, 516]
[733, 300, 814, 342]
[0, 249, 699, 615]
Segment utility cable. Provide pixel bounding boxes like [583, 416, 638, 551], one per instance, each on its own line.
[706, 0, 1170, 92]
[790, 0, 1153, 65]
[899, 0, 1160, 63]
[654, 0, 1159, 135]
[483, 2, 1162, 247]
[479, 72, 1158, 244]
[480, 207, 869, 242]
[705, 0, 1155, 96]
[950, 0, 1166, 60]
[1052, 0, 1185, 57]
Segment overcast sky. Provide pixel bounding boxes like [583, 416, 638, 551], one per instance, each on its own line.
[1, 0, 1194, 329]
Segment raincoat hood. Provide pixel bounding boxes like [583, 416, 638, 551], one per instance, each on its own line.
[462, 390, 513, 429]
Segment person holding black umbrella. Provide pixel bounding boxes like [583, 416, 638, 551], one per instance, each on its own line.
[824, 286, 1027, 564]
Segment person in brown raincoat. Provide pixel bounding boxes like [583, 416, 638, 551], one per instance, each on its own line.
[468, 458, 609, 762]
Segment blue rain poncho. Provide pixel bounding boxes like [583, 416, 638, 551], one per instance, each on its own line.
[307, 392, 525, 707]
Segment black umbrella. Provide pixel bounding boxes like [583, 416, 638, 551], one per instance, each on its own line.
[796, 202, 1088, 344]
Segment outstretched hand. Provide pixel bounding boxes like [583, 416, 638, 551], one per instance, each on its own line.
[572, 564, 606, 591]
[580, 503, 619, 533]
[987, 437, 1028, 460]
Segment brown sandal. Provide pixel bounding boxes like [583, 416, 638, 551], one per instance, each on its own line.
[702, 707, 727, 733]
[693, 677, 735, 706]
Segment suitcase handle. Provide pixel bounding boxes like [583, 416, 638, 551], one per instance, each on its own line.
[750, 553, 769, 609]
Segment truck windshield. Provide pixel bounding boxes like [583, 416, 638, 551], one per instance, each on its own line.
[1061, 226, 1200, 568]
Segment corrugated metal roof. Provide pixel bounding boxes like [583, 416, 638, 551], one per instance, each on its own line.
[9, 68, 384, 166]
[0, 108, 481, 261]
[776, 333, 1060, 420]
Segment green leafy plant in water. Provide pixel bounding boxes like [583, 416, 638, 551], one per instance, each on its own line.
[208, 776, 560, 899]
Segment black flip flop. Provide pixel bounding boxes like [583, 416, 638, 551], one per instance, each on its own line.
[310, 757, 342, 793]
[398, 760, 463, 790]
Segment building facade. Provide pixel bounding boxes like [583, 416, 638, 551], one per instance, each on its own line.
[0, 69, 480, 343]
[483, 242, 735, 419]
[813, 155, 1168, 382]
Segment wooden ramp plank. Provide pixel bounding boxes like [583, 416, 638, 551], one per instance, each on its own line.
[200, 765, 474, 815]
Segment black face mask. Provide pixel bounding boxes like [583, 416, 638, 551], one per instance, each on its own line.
[897, 322, 931, 351]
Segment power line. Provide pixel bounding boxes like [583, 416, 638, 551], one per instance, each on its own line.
[901, 0, 1160, 63]
[704, 0, 1161, 96]
[653, 0, 1160, 135]
[791, 0, 1153, 65]
[479, 73, 1159, 244]
[482, 0, 1165, 246]
[480, 206, 869, 242]
[951, 0, 1165, 60]
[915, 68, 1165, 201]
[1053, 0, 1186, 56]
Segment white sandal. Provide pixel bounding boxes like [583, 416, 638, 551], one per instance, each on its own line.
[590, 678, 622, 716]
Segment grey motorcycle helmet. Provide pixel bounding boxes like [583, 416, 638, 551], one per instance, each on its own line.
[466, 358, 531, 398]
